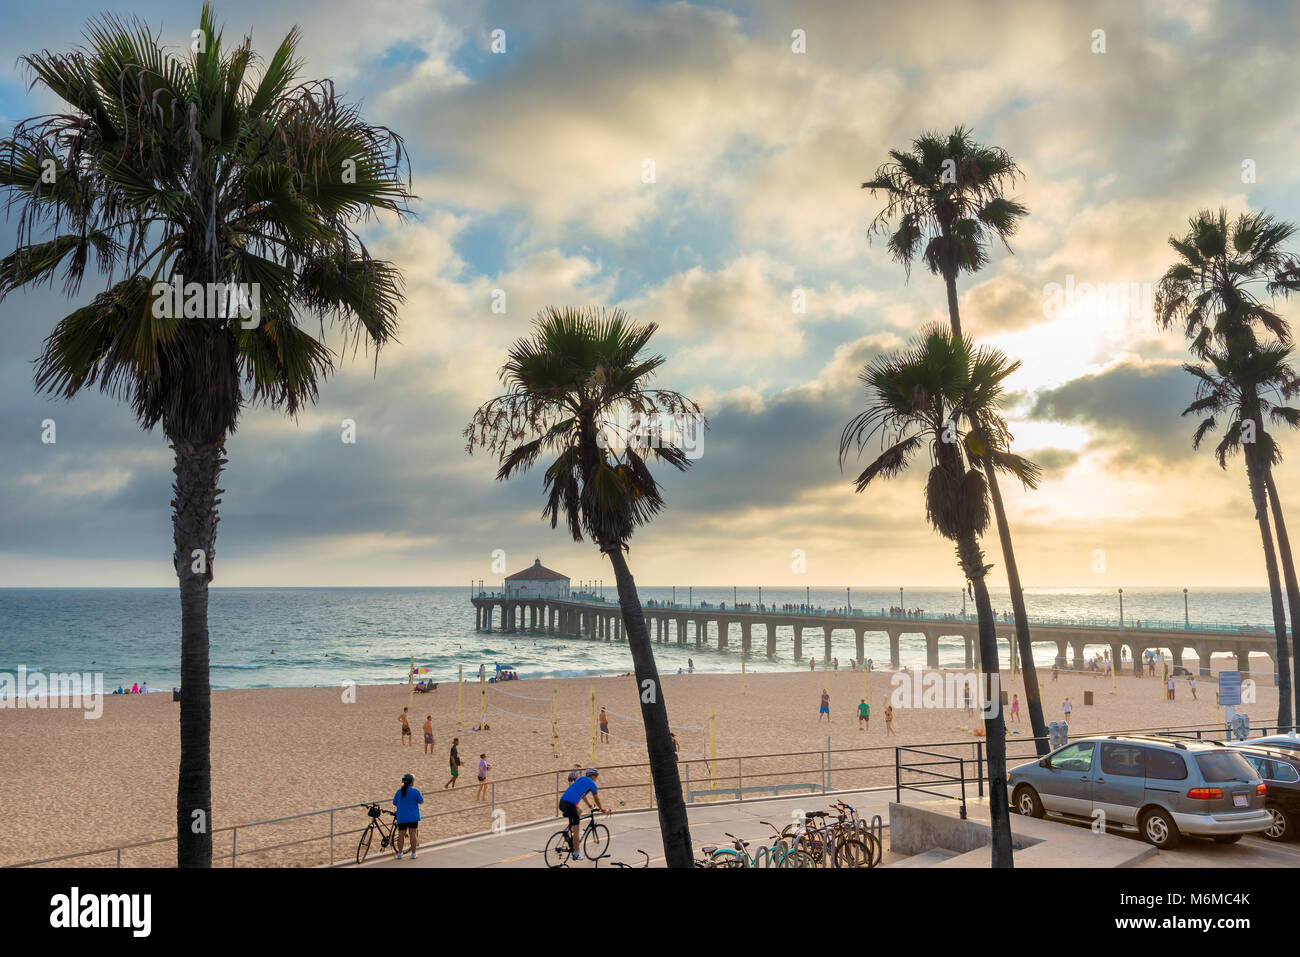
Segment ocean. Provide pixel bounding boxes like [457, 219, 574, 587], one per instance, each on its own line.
[0, 586, 1280, 693]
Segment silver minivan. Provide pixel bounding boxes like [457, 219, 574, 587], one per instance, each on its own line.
[1007, 734, 1271, 848]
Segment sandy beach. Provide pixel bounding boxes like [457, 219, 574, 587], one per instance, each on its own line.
[0, 660, 1276, 867]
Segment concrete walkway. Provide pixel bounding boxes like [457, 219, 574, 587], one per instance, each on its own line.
[360, 787, 896, 868]
[355, 785, 1300, 868]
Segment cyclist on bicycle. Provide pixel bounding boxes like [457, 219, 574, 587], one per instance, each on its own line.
[557, 767, 609, 860]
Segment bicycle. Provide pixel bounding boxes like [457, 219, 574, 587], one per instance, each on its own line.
[356, 803, 403, 864]
[609, 849, 651, 868]
[544, 808, 611, 867]
[702, 829, 814, 868]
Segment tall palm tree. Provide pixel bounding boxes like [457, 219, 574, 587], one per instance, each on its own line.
[864, 127, 1048, 753]
[465, 306, 704, 868]
[1157, 209, 1300, 726]
[1182, 338, 1300, 728]
[841, 324, 1014, 866]
[0, 5, 413, 865]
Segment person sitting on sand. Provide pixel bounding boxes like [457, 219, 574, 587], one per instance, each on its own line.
[818, 690, 831, 722]
[131, 683, 139, 694]
[399, 707, 412, 746]
[141, 682, 148, 694]
[599, 707, 610, 744]
[392, 773, 423, 860]
[857, 699, 870, 730]
[423, 715, 434, 755]
[476, 754, 491, 802]
[444, 738, 462, 788]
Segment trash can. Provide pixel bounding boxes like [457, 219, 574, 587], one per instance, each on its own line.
[1084, 690, 1093, 706]
[172, 689, 181, 702]
[1000, 690, 1009, 706]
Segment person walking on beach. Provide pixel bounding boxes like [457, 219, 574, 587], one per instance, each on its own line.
[1010, 694, 1021, 723]
[599, 707, 610, 744]
[687, 658, 695, 674]
[1189, 675, 1198, 700]
[1050, 664, 1059, 682]
[884, 704, 896, 736]
[819, 689, 831, 722]
[1167, 676, 1176, 701]
[393, 773, 423, 860]
[476, 754, 491, 802]
[423, 715, 434, 755]
[671, 731, 680, 762]
[1062, 697, 1072, 723]
[810, 657, 816, 671]
[857, 698, 870, 730]
[444, 738, 462, 788]
[399, 707, 412, 746]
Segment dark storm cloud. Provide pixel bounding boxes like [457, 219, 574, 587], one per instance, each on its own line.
[1027, 360, 1198, 467]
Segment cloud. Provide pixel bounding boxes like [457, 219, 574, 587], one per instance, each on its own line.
[1027, 359, 1198, 468]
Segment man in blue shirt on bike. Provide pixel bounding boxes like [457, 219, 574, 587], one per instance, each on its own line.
[557, 768, 609, 860]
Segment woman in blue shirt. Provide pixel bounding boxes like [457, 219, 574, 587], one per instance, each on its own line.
[393, 773, 424, 860]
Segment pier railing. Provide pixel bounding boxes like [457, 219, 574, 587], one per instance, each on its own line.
[474, 591, 1274, 636]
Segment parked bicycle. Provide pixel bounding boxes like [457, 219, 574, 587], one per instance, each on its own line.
[544, 808, 611, 867]
[609, 849, 651, 868]
[355, 803, 401, 864]
[701, 826, 814, 868]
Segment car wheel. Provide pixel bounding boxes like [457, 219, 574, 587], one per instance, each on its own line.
[1263, 805, 1293, 842]
[1013, 785, 1043, 818]
[1213, 834, 1243, 844]
[1139, 808, 1181, 849]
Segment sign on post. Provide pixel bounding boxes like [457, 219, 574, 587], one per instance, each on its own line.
[1218, 671, 1242, 706]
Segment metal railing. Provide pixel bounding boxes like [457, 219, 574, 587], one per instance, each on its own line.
[12, 718, 1296, 868]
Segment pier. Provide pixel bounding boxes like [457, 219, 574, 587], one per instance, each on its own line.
[470, 592, 1281, 682]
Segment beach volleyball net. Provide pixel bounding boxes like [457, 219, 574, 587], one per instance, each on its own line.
[598, 704, 706, 759]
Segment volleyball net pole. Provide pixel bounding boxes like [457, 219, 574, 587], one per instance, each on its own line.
[457, 664, 463, 729]
[589, 687, 596, 765]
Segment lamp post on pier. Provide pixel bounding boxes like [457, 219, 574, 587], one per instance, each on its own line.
[847, 587, 851, 613]
[1118, 588, 1124, 628]
[1183, 588, 1189, 628]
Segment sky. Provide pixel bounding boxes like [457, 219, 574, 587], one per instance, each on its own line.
[1, 0, 1299, 590]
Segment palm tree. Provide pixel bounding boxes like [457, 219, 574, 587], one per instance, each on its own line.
[864, 127, 1049, 753]
[1181, 338, 1300, 728]
[841, 324, 1014, 866]
[0, 5, 413, 865]
[465, 306, 704, 868]
[1156, 209, 1300, 727]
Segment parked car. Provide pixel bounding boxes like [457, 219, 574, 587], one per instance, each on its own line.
[1007, 734, 1270, 848]
[1225, 744, 1300, 840]
[1240, 733, 1300, 756]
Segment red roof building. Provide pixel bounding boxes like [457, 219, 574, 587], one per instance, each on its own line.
[504, 558, 570, 598]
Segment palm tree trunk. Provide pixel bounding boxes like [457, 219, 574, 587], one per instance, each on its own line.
[603, 545, 694, 867]
[957, 534, 1013, 867]
[982, 459, 1050, 756]
[171, 437, 224, 867]
[1243, 443, 1292, 730]
[942, 265, 963, 339]
[1263, 467, 1300, 727]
